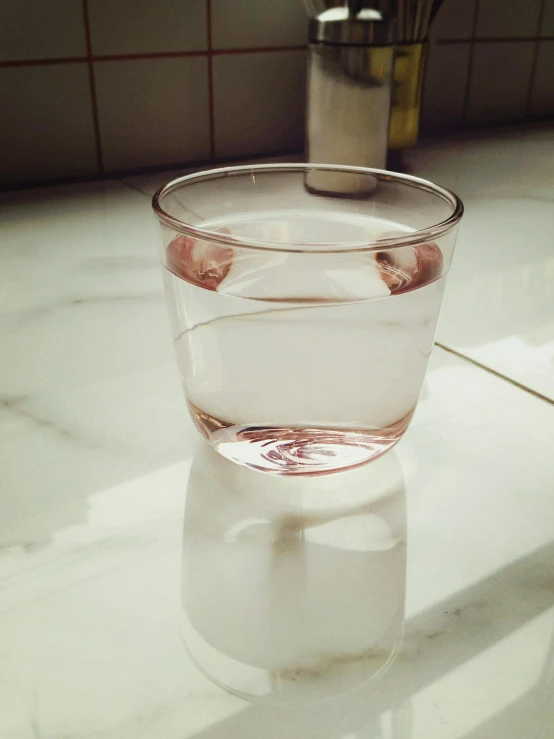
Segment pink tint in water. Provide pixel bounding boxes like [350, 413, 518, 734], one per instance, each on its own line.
[166, 231, 233, 291]
[167, 233, 443, 296]
[164, 226, 445, 475]
[187, 400, 415, 476]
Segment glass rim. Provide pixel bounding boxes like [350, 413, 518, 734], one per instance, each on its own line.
[152, 163, 464, 254]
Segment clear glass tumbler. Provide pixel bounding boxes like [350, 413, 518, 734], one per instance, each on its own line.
[152, 164, 463, 476]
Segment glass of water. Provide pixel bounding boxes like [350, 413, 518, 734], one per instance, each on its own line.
[152, 164, 463, 476]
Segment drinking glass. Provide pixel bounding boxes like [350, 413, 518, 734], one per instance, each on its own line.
[152, 164, 463, 475]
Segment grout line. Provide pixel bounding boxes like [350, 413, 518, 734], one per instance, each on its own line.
[211, 45, 306, 55]
[526, 0, 547, 116]
[436, 35, 554, 44]
[206, 0, 216, 160]
[461, 0, 481, 125]
[119, 178, 152, 198]
[435, 342, 554, 407]
[434, 39, 473, 45]
[82, 0, 104, 174]
[3, 40, 553, 69]
[0, 46, 308, 69]
[94, 51, 206, 62]
[0, 57, 87, 67]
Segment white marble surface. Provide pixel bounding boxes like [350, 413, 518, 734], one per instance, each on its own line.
[406, 124, 554, 402]
[1, 126, 554, 738]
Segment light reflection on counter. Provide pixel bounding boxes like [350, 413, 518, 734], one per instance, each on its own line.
[180, 445, 406, 704]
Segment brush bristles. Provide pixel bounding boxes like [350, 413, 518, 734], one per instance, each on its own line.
[377, 0, 445, 42]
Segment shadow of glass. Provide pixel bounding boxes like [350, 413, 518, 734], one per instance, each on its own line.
[180, 444, 406, 705]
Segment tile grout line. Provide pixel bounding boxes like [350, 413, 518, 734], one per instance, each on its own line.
[82, 0, 104, 174]
[206, 0, 216, 160]
[461, 0, 480, 125]
[119, 179, 152, 198]
[0, 47, 309, 69]
[211, 45, 306, 54]
[0, 57, 87, 67]
[525, 0, 547, 116]
[436, 35, 554, 45]
[435, 342, 554, 406]
[95, 51, 206, 62]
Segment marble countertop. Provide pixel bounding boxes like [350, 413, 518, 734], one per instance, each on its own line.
[1, 124, 553, 739]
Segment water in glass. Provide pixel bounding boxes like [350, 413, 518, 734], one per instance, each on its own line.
[162, 208, 445, 475]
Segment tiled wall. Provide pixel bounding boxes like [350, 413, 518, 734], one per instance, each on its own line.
[422, 0, 554, 131]
[1, 0, 553, 186]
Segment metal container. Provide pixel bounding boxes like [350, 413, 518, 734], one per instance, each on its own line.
[305, 3, 395, 195]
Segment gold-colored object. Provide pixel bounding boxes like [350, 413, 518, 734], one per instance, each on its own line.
[389, 42, 428, 149]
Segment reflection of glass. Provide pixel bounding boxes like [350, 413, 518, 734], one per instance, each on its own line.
[153, 164, 463, 475]
[180, 443, 406, 704]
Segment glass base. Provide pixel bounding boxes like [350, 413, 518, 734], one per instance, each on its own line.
[188, 401, 412, 476]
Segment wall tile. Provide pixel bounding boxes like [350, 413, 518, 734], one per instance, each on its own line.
[94, 57, 210, 172]
[0, 64, 97, 184]
[2, 0, 550, 186]
[467, 42, 534, 123]
[540, 0, 554, 36]
[213, 51, 306, 159]
[430, 0, 476, 41]
[476, 0, 542, 38]
[211, 0, 307, 50]
[421, 43, 471, 130]
[530, 41, 554, 116]
[0, 0, 86, 62]
[89, 0, 207, 55]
